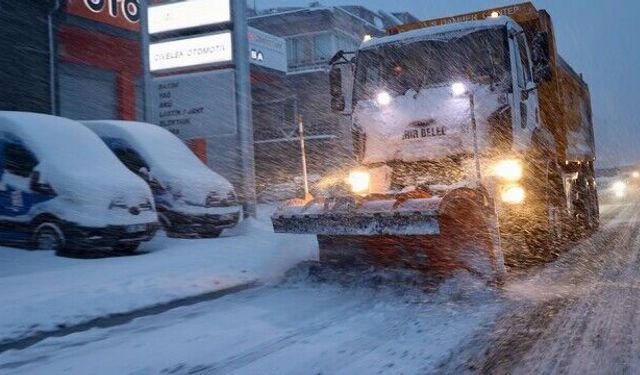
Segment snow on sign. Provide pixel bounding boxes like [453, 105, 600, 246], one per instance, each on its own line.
[148, 0, 230, 34]
[149, 32, 233, 72]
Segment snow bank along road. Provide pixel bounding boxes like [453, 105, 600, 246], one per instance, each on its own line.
[0, 199, 638, 374]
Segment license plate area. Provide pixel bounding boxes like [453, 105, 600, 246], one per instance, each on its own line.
[126, 224, 147, 233]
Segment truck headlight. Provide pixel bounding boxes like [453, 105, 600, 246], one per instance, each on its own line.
[347, 170, 370, 195]
[376, 91, 392, 106]
[451, 82, 467, 96]
[492, 159, 523, 181]
[501, 185, 525, 204]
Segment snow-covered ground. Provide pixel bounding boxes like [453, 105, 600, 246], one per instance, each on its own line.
[0, 205, 316, 345]
[0, 269, 501, 374]
[2, 199, 639, 374]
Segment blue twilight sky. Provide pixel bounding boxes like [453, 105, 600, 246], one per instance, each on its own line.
[253, 0, 640, 168]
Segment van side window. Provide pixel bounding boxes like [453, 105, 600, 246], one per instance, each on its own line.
[112, 147, 148, 175]
[4, 143, 38, 178]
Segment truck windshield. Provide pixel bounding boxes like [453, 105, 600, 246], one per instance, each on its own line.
[355, 27, 509, 101]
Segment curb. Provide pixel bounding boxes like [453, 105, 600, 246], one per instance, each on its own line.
[0, 281, 259, 354]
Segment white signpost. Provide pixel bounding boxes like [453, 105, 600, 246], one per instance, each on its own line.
[148, 0, 231, 34]
[141, 0, 256, 217]
[149, 32, 233, 72]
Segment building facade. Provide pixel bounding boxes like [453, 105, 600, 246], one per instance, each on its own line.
[249, 5, 415, 188]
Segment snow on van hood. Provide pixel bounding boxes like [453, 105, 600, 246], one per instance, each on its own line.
[354, 84, 503, 164]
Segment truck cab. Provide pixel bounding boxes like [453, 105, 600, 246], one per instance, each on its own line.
[347, 17, 541, 198]
[272, 3, 598, 279]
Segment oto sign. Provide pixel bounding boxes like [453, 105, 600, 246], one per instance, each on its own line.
[148, 0, 231, 34]
[66, 0, 141, 31]
[149, 32, 233, 72]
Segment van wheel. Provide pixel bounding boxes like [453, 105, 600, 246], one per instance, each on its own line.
[34, 226, 64, 251]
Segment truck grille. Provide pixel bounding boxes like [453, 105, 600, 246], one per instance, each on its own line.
[387, 157, 467, 189]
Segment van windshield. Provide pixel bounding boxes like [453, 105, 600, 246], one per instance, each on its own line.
[354, 27, 509, 101]
[116, 127, 209, 177]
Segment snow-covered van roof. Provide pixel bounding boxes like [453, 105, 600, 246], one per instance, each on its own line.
[0, 112, 137, 178]
[83, 120, 233, 192]
[360, 16, 514, 50]
[0, 112, 153, 215]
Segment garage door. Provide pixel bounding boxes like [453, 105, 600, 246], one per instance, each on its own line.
[59, 63, 117, 120]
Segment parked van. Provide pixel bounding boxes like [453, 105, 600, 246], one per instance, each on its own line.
[83, 120, 241, 238]
[0, 112, 158, 254]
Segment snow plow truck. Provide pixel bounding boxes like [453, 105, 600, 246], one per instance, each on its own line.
[272, 3, 598, 282]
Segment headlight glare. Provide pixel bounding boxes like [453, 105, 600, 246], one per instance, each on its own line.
[501, 185, 525, 204]
[451, 82, 467, 96]
[376, 91, 392, 106]
[347, 170, 371, 195]
[612, 181, 626, 197]
[492, 159, 523, 181]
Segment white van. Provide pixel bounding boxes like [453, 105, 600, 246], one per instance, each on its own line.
[83, 120, 241, 238]
[0, 112, 158, 254]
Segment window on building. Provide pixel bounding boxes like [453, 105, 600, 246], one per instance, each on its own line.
[287, 33, 355, 70]
[314, 34, 332, 62]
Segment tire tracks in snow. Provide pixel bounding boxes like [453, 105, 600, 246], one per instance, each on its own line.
[436, 201, 640, 374]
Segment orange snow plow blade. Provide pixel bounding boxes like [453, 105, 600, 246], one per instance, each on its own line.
[272, 196, 441, 236]
[271, 190, 505, 281]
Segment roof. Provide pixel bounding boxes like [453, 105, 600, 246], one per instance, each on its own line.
[250, 6, 386, 32]
[360, 16, 514, 50]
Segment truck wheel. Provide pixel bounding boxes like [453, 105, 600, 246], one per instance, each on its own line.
[527, 202, 565, 262]
[33, 225, 64, 252]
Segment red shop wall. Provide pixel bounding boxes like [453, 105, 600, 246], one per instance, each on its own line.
[58, 25, 141, 120]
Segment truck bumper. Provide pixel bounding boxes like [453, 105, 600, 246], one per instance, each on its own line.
[272, 196, 442, 236]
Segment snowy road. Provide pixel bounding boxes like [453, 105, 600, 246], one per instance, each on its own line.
[1, 199, 638, 374]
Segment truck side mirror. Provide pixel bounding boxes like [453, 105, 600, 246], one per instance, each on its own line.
[329, 66, 345, 112]
[532, 31, 552, 83]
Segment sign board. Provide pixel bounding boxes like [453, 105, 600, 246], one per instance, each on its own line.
[148, 0, 230, 34]
[151, 70, 236, 137]
[149, 32, 233, 72]
[394, 3, 538, 32]
[66, 0, 141, 31]
[248, 27, 287, 73]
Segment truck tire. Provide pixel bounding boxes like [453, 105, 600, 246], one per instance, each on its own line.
[532, 161, 568, 261]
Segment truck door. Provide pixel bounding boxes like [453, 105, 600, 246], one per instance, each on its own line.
[509, 28, 539, 149]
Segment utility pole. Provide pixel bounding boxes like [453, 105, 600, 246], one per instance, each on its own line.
[232, 0, 257, 217]
[298, 114, 311, 200]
